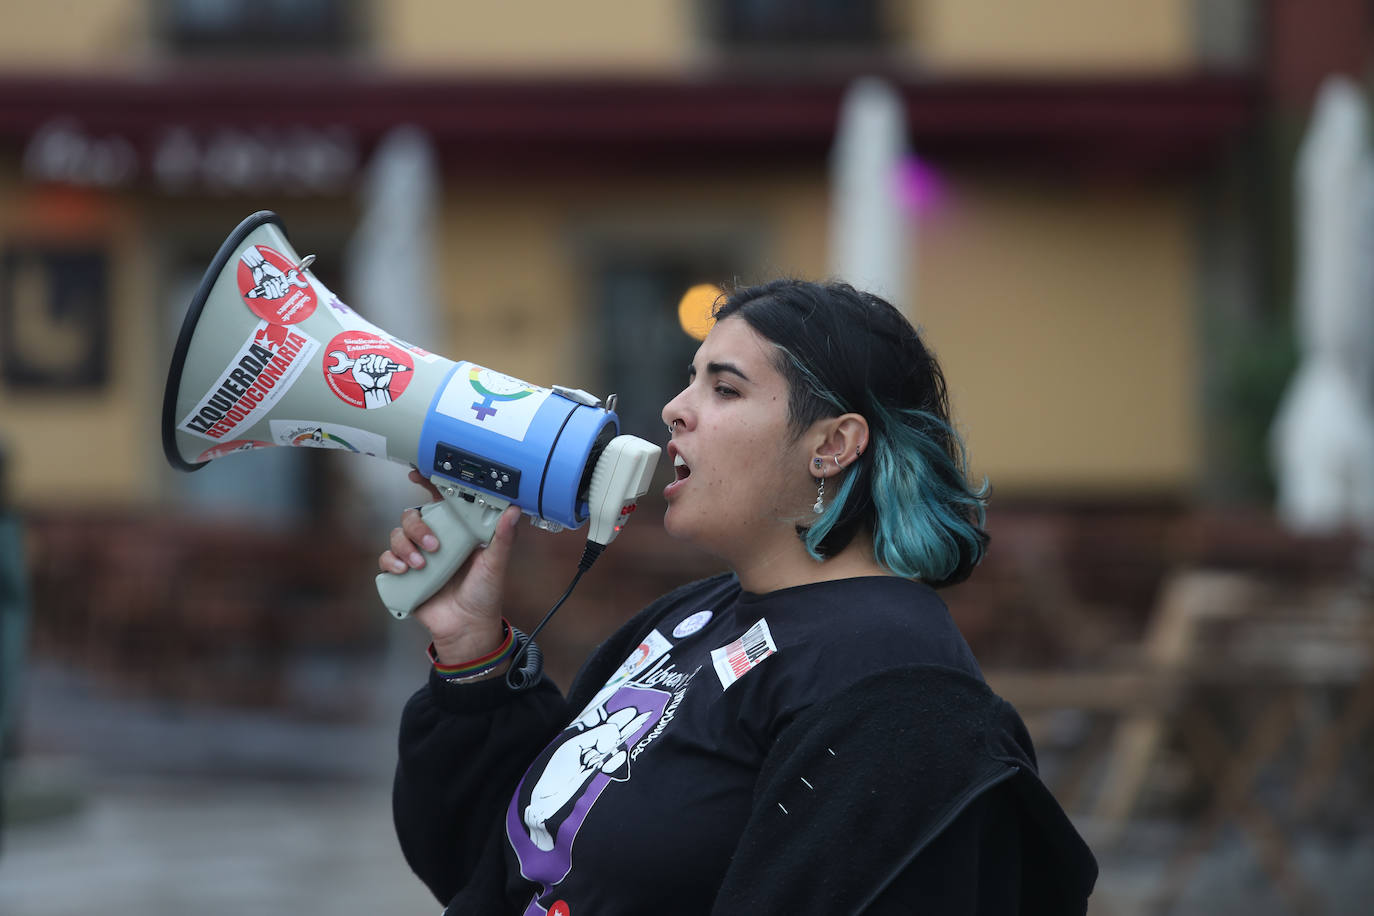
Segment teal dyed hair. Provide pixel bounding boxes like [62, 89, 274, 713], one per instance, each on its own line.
[835, 405, 988, 581]
[716, 279, 991, 587]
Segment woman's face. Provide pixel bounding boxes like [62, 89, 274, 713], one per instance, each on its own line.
[660, 317, 816, 564]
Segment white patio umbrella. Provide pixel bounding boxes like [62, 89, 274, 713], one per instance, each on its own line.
[1270, 76, 1374, 538]
[343, 125, 443, 530]
[828, 77, 912, 314]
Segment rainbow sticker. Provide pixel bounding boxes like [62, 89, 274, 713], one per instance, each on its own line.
[269, 420, 387, 458]
[435, 362, 552, 442]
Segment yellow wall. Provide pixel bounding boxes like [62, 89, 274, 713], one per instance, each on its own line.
[917, 177, 1198, 492]
[0, 0, 1208, 507]
[433, 170, 829, 386]
[0, 167, 1201, 506]
[0, 181, 159, 507]
[369, 0, 694, 72]
[0, 0, 147, 68]
[0, 1, 1199, 75]
[435, 170, 1201, 497]
[908, 0, 1194, 73]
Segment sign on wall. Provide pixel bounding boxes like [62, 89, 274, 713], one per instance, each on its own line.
[0, 246, 109, 389]
[21, 119, 359, 195]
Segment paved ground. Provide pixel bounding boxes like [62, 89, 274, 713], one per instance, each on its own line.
[3, 652, 1373, 915]
[1, 641, 443, 916]
[1, 769, 438, 916]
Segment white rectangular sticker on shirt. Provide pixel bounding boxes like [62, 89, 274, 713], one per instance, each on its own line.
[574, 628, 673, 726]
[711, 618, 778, 691]
[434, 361, 553, 442]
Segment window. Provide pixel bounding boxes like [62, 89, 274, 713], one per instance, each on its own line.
[0, 246, 108, 390]
[708, 0, 885, 50]
[156, 0, 360, 57]
[594, 255, 738, 444]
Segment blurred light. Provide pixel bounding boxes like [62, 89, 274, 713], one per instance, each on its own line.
[677, 283, 721, 341]
[898, 155, 946, 217]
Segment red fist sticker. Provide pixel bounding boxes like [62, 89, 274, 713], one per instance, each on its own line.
[237, 244, 317, 325]
[323, 332, 414, 409]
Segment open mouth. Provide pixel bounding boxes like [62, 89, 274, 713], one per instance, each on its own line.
[674, 454, 691, 481]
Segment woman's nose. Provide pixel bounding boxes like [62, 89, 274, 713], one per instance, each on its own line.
[662, 389, 689, 431]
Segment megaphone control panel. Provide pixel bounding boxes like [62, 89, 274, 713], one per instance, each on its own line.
[434, 444, 522, 498]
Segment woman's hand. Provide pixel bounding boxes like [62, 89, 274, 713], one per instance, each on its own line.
[379, 467, 522, 666]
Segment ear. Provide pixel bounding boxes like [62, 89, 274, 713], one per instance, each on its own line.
[809, 413, 869, 477]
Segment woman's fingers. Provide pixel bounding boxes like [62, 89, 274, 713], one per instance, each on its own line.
[402, 506, 440, 555]
[378, 547, 408, 574]
[408, 467, 445, 502]
[389, 520, 429, 570]
[473, 506, 522, 580]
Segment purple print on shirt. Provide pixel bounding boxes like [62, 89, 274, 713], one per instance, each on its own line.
[507, 683, 670, 891]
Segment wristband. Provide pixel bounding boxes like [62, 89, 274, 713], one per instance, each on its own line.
[428, 619, 517, 682]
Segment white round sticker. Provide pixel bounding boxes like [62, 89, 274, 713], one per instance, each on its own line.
[672, 610, 714, 639]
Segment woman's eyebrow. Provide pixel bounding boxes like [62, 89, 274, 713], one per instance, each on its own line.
[705, 360, 750, 382]
[686, 361, 751, 382]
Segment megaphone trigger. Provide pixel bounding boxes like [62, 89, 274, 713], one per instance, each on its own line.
[375, 478, 511, 620]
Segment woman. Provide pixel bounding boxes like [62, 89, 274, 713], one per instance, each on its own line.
[384, 280, 1097, 915]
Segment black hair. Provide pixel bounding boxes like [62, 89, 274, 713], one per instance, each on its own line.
[712, 278, 989, 587]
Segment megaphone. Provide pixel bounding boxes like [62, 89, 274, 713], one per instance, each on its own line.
[163, 211, 660, 621]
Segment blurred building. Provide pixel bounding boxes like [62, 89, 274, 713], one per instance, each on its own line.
[1, 1, 1369, 693]
[0, 0, 1273, 507]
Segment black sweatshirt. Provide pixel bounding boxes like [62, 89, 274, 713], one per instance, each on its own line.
[393, 573, 1097, 915]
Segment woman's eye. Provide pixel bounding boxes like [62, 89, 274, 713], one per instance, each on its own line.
[714, 384, 739, 398]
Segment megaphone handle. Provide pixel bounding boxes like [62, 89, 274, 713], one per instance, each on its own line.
[375, 485, 510, 620]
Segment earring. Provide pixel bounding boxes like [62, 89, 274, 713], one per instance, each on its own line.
[812, 457, 823, 471]
[813, 476, 825, 514]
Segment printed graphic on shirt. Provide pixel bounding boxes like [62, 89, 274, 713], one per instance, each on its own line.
[509, 684, 667, 885]
[579, 628, 671, 718]
[508, 634, 702, 913]
[710, 617, 778, 690]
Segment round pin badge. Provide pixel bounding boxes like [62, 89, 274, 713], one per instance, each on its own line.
[673, 610, 714, 639]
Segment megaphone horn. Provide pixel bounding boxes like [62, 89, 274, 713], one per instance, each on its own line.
[163, 211, 660, 622]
